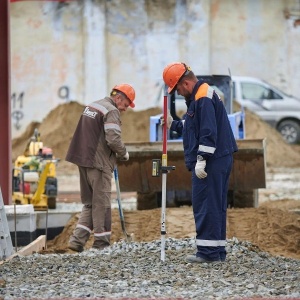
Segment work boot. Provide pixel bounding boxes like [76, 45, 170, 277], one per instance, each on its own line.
[93, 235, 110, 250]
[185, 255, 220, 264]
[92, 241, 110, 250]
[69, 227, 90, 253]
[68, 243, 84, 253]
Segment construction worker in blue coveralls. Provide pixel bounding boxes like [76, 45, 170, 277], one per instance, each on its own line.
[161, 62, 238, 263]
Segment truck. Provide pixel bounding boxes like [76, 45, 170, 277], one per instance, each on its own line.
[117, 75, 267, 210]
[232, 76, 300, 144]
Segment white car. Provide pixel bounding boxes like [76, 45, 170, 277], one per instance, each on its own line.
[232, 76, 300, 144]
[156, 75, 300, 144]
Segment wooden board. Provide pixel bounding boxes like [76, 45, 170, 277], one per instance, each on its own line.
[0, 235, 46, 264]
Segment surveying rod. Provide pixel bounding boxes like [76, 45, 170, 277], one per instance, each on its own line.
[152, 85, 175, 262]
[160, 85, 168, 262]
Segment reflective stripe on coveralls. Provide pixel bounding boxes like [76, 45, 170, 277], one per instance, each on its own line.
[196, 240, 226, 247]
[76, 223, 92, 233]
[76, 224, 111, 241]
[104, 123, 121, 132]
[89, 103, 109, 114]
[76, 224, 111, 240]
[94, 231, 111, 237]
[198, 145, 216, 154]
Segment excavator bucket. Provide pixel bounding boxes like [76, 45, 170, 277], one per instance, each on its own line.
[117, 138, 266, 208]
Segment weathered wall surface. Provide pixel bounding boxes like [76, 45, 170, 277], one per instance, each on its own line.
[10, 0, 300, 138]
[209, 0, 300, 94]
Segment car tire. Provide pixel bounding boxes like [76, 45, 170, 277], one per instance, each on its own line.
[278, 120, 300, 144]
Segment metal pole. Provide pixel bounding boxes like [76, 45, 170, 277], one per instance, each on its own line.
[160, 85, 168, 262]
[14, 203, 17, 252]
[114, 167, 132, 242]
[45, 206, 48, 250]
[0, 0, 11, 205]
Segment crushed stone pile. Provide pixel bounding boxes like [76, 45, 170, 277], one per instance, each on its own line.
[45, 202, 300, 260]
[1, 238, 300, 299]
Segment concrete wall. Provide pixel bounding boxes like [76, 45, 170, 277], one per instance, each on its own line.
[10, 0, 300, 138]
[209, 0, 300, 93]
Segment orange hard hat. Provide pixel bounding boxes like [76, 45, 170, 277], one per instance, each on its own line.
[163, 62, 191, 93]
[112, 83, 136, 108]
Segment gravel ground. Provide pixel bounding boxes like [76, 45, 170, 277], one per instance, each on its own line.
[1, 237, 299, 299]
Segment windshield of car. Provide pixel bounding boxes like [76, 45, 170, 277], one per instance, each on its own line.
[241, 82, 282, 101]
[262, 80, 300, 100]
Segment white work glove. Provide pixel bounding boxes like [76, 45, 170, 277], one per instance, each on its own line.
[195, 159, 207, 179]
[160, 110, 173, 129]
[117, 152, 129, 161]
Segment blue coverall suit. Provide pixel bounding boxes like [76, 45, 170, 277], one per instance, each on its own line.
[170, 80, 238, 261]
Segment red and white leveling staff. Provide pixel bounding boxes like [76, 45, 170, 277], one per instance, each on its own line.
[160, 85, 175, 262]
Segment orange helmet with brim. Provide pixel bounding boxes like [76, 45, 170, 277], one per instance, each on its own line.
[163, 62, 191, 94]
[112, 83, 136, 108]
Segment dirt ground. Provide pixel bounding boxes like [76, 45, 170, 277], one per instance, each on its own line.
[45, 199, 300, 260]
[12, 101, 300, 260]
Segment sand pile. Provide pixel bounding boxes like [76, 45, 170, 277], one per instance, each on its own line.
[12, 101, 300, 169]
[45, 199, 300, 259]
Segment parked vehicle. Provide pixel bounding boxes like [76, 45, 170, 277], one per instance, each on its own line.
[157, 75, 300, 144]
[232, 76, 300, 144]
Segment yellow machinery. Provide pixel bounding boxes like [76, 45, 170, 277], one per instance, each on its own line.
[12, 129, 59, 210]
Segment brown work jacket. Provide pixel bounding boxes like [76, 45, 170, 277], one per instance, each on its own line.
[66, 97, 127, 172]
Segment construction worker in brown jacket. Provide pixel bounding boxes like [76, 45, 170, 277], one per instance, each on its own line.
[66, 84, 136, 252]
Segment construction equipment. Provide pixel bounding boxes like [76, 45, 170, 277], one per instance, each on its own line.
[113, 167, 133, 242]
[12, 129, 59, 210]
